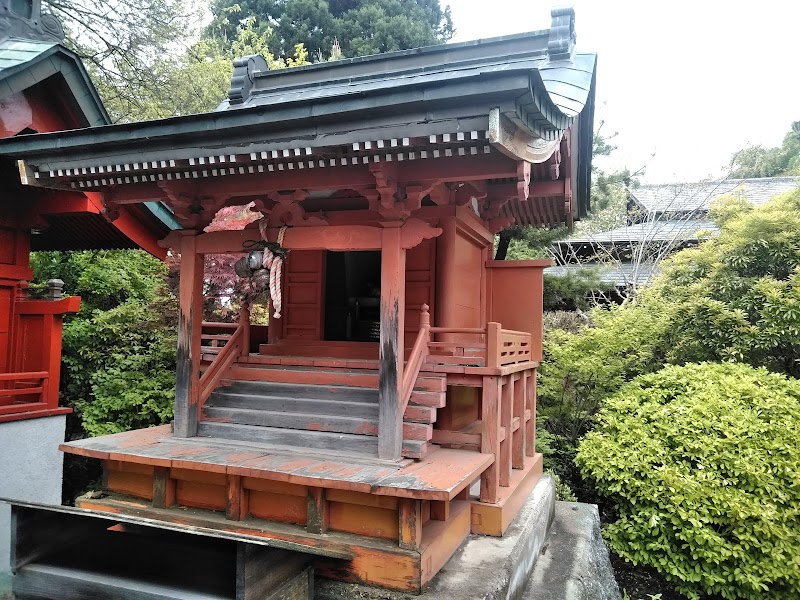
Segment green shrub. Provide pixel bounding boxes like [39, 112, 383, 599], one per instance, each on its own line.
[576, 362, 800, 600]
[31, 250, 177, 436]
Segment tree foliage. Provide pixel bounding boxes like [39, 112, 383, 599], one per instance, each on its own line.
[537, 184, 800, 493]
[96, 18, 310, 122]
[729, 121, 800, 179]
[31, 251, 177, 436]
[205, 0, 454, 60]
[577, 362, 800, 600]
[47, 0, 201, 122]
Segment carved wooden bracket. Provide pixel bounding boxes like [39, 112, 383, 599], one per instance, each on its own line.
[517, 161, 531, 201]
[98, 192, 120, 223]
[399, 218, 443, 249]
[485, 216, 516, 234]
[157, 181, 230, 229]
[453, 181, 487, 207]
[265, 190, 328, 227]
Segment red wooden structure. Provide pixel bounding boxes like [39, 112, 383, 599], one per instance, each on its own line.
[0, 8, 597, 592]
[0, 1, 178, 424]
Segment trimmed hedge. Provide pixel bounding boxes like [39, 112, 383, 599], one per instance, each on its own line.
[577, 362, 800, 599]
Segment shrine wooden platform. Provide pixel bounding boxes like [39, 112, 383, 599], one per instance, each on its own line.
[61, 425, 493, 591]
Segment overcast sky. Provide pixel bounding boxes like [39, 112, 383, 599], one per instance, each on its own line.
[447, 0, 799, 183]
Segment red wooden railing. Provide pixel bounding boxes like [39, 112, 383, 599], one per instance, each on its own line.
[486, 323, 532, 368]
[400, 304, 430, 415]
[0, 371, 50, 417]
[419, 321, 536, 501]
[198, 305, 251, 407]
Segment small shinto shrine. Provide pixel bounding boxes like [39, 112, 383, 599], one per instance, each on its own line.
[0, 8, 597, 594]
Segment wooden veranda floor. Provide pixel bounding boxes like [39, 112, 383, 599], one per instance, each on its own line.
[60, 425, 493, 501]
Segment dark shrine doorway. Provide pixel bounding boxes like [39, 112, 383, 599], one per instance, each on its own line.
[323, 250, 381, 342]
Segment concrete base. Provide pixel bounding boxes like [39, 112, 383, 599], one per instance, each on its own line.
[524, 501, 621, 600]
[0, 415, 66, 578]
[316, 474, 556, 600]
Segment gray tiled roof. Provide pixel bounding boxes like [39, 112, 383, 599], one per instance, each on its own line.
[561, 219, 718, 246]
[629, 177, 800, 214]
[0, 38, 57, 72]
[545, 262, 659, 288]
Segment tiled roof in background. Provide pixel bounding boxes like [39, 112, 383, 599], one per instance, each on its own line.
[629, 177, 800, 214]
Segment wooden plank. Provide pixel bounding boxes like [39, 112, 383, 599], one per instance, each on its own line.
[226, 365, 378, 388]
[402, 421, 433, 441]
[430, 430, 481, 450]
[403, 404, 437, 423]
[471, 453, 543, 536]
[401, 440, 428, 460]
[152, 466, 175, 509]
[430, 500, 450, 521]
[196, 422, 379, 455]
[249, 490, 307, 525]
[378, 225, 405, 461]
[236, 544, 311, 600]
[398, 498, 422, 550]
[306, 488, 329, 534]
[499, 376, 513, 487]
[8, 497, 351, 560]
[326, 489, 398, 510]
[419, 500, 471, 586]
[329, 502, 398, 540]
[202, 406, 379, 436]
[60, 427, 493, 501]
[513, 373, 526, 469]
[480, 376, 500, 503]
[526, 370, 536, 458]
[227, 474, 246, 521]
[408, 390, 446, 408]
[373, 448, 494, 501]
[174, 231, 204, 437]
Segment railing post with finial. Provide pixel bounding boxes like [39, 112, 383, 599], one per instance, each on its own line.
[420, 303, 430, 329]
[420, 303, 431, 352]
[239, 302, 251, 358]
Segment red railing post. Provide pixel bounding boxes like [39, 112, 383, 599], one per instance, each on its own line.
[486, 322, 501, 369]
[239, 302, 251, 358]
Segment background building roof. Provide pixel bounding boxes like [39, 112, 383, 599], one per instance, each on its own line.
[629, 177, 800, 214]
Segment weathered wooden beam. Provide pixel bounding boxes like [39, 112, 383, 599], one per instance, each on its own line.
[306, 488, 329, 534]
[512, 374, 526, 469]
[227, 475, 246, 521]
[160, 219, 441, 255]
[378, 225, 406, 461]
[480, 375, 501, 504]
[398, 498, 422, 550]
[152, 467, 175, 509]
[499, 376, 513, 487]
[430, 500, 450, 521]
[525, 370, 537, 458]
[488, 109, 561, 164]
[174, 231, 204, 437]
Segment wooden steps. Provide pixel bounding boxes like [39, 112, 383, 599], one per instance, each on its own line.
[197, 421, 380, 454]
[199, 366, 447, 460]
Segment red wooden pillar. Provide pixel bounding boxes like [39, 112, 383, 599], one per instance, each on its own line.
[378, 224, 406, 460]
[174, 231, 204, 438]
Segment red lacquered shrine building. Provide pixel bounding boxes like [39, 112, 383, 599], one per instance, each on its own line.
[0, 9, 597, 592]
[0, 0, 178, 426]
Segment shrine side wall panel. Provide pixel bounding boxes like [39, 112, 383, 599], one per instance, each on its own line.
[405, 239, 435, 336]
[451, 231, 484, 329]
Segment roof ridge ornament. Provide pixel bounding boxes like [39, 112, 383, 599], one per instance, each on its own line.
[547, 6, 576, 62]
[0, 0, 64, 43]
[228, 54, 269, 105]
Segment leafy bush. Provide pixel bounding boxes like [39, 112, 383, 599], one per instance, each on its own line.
[537, 186, 800, 491]
[31, 250, 177, 436]
[537, 296, 674, 493]
[577, 362, 800, 600]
